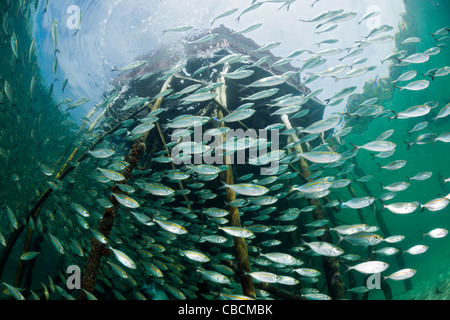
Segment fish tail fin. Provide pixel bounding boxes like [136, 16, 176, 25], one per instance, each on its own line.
[336, 233, 345, 245]
[420, 203, 425, 213]
[342, 263, 351, 274]
[349, 143, 359, 152]
[218, 180, 228, 190]
[377, 163, 382, 172]
[439, 173, 447, 185]
[370, 153, 376, 160]
[316, 24, 323, 29]
[419, 231, 426, 240]
[389, 109, 398, 121]
[324, 99, 331, 105]
[111, 66, 118, 72]
[379, 181, 384, 192]
[285, 184, 295, 194]
[403, 141, 412, 150]
[379, 199, 386, 210]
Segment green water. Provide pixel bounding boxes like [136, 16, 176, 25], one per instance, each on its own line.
[356, 0, 450, 299]
[0, 0, 449, 302]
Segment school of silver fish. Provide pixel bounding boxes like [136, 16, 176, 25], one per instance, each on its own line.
[0, 0, 449, 301]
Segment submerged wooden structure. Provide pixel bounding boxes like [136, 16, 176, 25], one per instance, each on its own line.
[95, 25, 341, 299]
[104, 25, 325, 145]
[2, 25, 344, 300]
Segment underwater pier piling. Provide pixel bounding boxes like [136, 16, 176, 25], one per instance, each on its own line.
[215, 71, 256, 298]
[5, 105, 136, 287]
[78, 141, 144, 300]
[78, 77, 174, 300]
[281, 115, 346, 300]
[352, 161, 412, 294]
[151, 79, 193, 208]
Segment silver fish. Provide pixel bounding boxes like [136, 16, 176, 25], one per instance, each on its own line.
[351, 141, 396, 152]
[381, 201, 420, 214]
[401, 37, 421, 45]
[299, 9, 344, 23]
[221, 109, 255, 122]
[347, 261, 389, 274]
[421, 198, 449, 212]
[221, 70, 255, 80]
[162, 25, 193, 35]
[211, 8, 239, 26]
[241, 88, 280, 101]
[112, 60, 147, 72]
[302, 240, 344, 257]
[316, 12, 357, 28]
[434, 103, 450, 121]
[299, 115, 342, 134]
[434, 132, 450, 143]
[379, 160, 407, 171]
[400, 53, 430, 64]
[409, 121, 429, 134]
[381, 181, 410, 192]
[245, 73, 294, 88]
[358, 11, 380, 24]
[390, 70, 418, 83]
[316, 64, 347, 77]
[236, 3, 263, 22]
[405, 245, 428, 255]
[423, 228, 448, 239]
[299, 151, 342, 164]
[342, 197, 375, 209]
[408, 171, 432, 181]
[234, 22, 263, 34]
[392, 105, 431, 119]
[253, 41, 282, 53]
[385, 269, 416, 281]
[51, 19, 58, 48]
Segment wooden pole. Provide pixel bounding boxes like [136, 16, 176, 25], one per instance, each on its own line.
[77, 76, 173, 300]
[78, 141, 143, 299]
[352, 161, 411, 293]
[12, 105, 119, 287]
[281, 115, 345, 300]
[0, 94, 156, 279]
[215, 69, 255, 298]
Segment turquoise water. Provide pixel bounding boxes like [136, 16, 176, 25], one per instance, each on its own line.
[0, 0, 449, 301]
